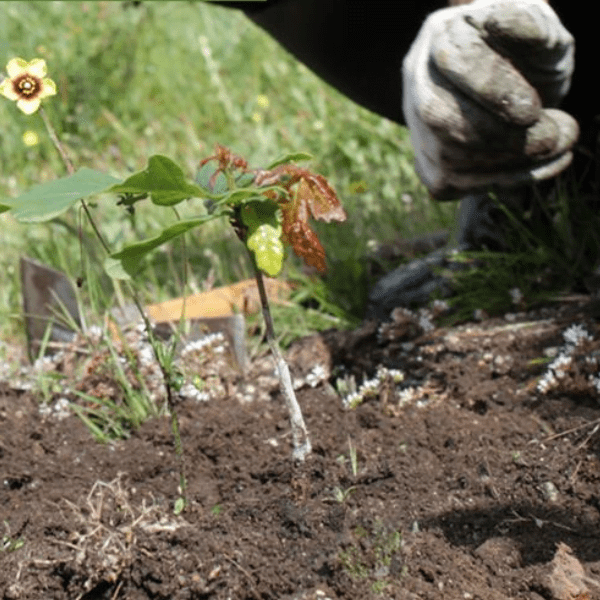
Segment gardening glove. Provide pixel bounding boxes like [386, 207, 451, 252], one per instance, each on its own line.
[403, 0, 578, 199]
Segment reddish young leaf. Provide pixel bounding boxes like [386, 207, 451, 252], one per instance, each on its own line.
[294, 172, 347, 223]
[199, 144, 248, 189]
[255, 165, 346, 223]
[283, 220, 327, 273]
[268, 166, 346, 273]
[199, 144, 248, 172]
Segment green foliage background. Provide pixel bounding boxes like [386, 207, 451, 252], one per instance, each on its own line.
[0, 1, 455, 342]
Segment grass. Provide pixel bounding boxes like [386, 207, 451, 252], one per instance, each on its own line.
[0, 0, 451, 345]
[438, 178, 600, 325]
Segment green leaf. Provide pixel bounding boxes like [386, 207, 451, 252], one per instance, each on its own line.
[223, 189, 265, 205]
[236, 172, 255, 187]
[266, 152, 313, 170]
[105, 214, 223, 280]
[247, 224, 284, 276]
[241, 201, 284, 277]
[110, 155, 204, 206]
[3, 168, 120, 223]
[195, 164, 254, 197]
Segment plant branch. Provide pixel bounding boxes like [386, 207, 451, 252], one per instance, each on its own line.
[40, 106, 119, 301]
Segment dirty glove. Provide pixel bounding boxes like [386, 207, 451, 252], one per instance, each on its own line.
[403, 0, 578, 199]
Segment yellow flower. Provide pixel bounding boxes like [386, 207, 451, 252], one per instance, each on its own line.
[22, 130, 39, 146]
[0, 58, 57, 115]
[256, 94, 269, 109]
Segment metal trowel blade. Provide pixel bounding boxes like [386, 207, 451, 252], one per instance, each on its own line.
[20, 256, 81, 360]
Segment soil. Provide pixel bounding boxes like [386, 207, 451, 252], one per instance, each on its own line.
[2, 298, 600, 600]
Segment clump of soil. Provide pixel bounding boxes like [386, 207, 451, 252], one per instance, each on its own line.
[2, 299, 600, 599]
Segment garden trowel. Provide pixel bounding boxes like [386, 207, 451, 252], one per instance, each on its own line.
[20, 256, 81, 360]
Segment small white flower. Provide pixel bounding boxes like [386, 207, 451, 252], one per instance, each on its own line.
[180, 332, 225, 357]
[306, 364, 327, 388]
[389, 369, 405, 383]
[180, 382, 210, 402]
[376, 365, 388, 379]
[398, 387, 417, 406]
[537, 372, 557, 393]
[359, 378, 379, 397]
[343, 391, 362, 409]
[563, 324, 593, 347]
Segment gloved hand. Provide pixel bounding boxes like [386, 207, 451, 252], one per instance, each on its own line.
[403, 0, 578, 199]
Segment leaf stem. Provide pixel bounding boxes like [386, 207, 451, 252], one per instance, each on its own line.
[40, 106, 123, 304]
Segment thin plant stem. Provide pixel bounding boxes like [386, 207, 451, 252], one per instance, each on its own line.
[40, 107, 74, 175]
[251, 253, 311, 462]
[40, 107, 112, 253]
[41, 105, 187, 507]
[40, 106, 125, 305]
[129, 290, 188, 508]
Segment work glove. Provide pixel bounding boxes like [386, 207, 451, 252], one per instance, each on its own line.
[403, 0, 578, 199]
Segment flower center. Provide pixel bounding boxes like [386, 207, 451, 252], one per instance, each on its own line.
[17, 75, 39, 97]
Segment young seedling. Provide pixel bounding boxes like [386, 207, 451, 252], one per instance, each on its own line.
[190, 145, 347, 460]
[333, 437, 359, 502]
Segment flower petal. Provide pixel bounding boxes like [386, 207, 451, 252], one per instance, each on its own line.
[17, 97, 41, 115]
[40, 78, 57, 98]
[0, 79, 20, 101]
[6, 58, 28, 78]
[28, 58, 48, 78]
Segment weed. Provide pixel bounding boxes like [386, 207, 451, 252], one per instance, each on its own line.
[340, 365, 405, 410]
[2, 521, 24, 553]
[332, 438, 360, 502]
[333, 486, 356, 504]
[338, 519, 404, 593]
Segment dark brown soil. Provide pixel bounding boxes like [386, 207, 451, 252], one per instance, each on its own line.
[3, 300, 600, 599]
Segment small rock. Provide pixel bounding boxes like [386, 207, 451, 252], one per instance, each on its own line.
[474, 537, 522, 574]
[543, 542, 589, 600]
[541, 481, 559, 503]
